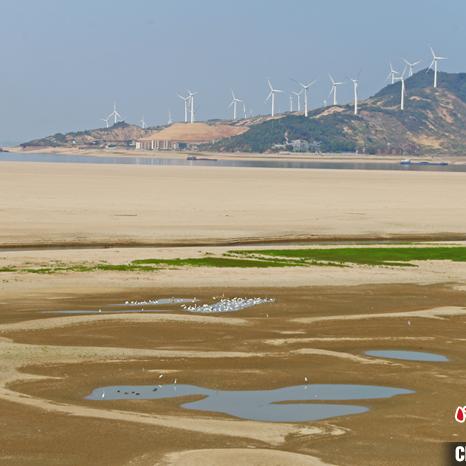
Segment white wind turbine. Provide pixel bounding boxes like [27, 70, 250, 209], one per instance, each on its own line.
[107, 102, 122, 125]
[428, 47, 447, 88]
[168, 109, 173, 125]
[266, 79, 283, 117]
[100, 117, 110, 128]
[403, 58, 421, 77]
[140, 116, 146, 129]
[386, 63, 399, 84]
[294, 79, 316, 117]
[350, 78, 359, 115]
[292, 90, 302, 112]
[228, 90, 243, 120]
[289, 94, 293, 112]
[177, 93, 190, 123]
[394, 69, 407, 111]
[328, 75, 343, 106]
[187, 90, 198, 123]
[242, 101, 247, 119]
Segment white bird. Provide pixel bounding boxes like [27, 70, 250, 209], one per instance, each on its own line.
[428, 47, 447, 88]
[158, 374, 164, 379]
[304, 376, 308, 384]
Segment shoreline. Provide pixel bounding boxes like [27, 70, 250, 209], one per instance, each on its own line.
[6, 146, 465, 164]
[1, 232, 466, 251]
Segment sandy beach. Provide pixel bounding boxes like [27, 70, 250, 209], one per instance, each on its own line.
[1, 161, 466, 247]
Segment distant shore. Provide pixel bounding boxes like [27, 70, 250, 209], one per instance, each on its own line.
[6, 145, 465, 165]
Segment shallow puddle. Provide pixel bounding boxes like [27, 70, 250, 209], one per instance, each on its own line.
[85, 383, 414, 422]
[365, 350, 448, 362]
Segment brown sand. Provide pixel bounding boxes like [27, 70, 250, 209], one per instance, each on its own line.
[0, 162, 465, 247]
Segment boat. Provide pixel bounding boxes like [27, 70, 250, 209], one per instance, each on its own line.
[186, 155, 218, 162]
[400, 159, 449, 166]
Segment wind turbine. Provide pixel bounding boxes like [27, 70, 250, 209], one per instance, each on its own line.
[187, 90, 198, 123]
[350, 78, 359, 115]
[228, 90, 242, 120]
[107, 102, 122, 125]
[100, 117, 110, 128]
[168, 109, 173, 125]
[394, 70, 407, 111]
[403, 58, 421, 77]
[292, 90, 302, 112]
[177, 93, 190, 123]
[294, 79, 316, 117]
[386, 63, 399, 84]
[140, 116, 146, 129]
[242, 101, 247, 119]
[289, 94, 294, 112]
[428, 47, 447, 88]
[266, 79, 283, 117]
[328, 75, 343, 106]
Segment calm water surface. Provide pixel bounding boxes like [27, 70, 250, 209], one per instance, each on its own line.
[85, 383, 414, 422]
[1, 152, 465, 172]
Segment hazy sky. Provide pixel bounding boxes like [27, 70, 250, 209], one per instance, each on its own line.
[1, 0, 465, 143]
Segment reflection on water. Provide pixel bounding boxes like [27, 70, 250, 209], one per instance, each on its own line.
[85, 383, 414, 422]
[365, 350, 448, 362]
[1, 152, 464, 172]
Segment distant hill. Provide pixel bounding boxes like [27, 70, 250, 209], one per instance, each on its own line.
[206, 70, 466, 155]
[20, 122, 152, 148]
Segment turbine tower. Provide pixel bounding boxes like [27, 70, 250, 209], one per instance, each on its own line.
[394, 73, 406, 110]
[292, 90, 302, 112]
[100, 117, 110, 128]
[403, 58, 421, 77]
[140, 116, 146, 129]
[168, 109, 173, 125]
[242, 101, 247, 119]
[428, 47, 447, 88]
[266, 79, 283, 117]
[228, 90, 242, 120]
[187, 90, 198, 124]
[107, 102, 122, 125]
[294, 79, 316, 117]
[328, 75, 343, 106]
[386, 63, 399, 84]
[289, 94, 294, 112]
[178, 93, 191, 123]
[351, 78, 359, 115]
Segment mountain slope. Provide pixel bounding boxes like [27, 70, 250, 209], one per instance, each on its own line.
[21, 122, 150, 148]
[207, 71, 466, 155]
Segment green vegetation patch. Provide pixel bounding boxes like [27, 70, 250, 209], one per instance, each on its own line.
[233, 246, 466, 266]
[131, 257, 301, 268]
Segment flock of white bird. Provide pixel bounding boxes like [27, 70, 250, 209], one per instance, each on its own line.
[123, 298, 198, 306]
[181, 297, 275, 314]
